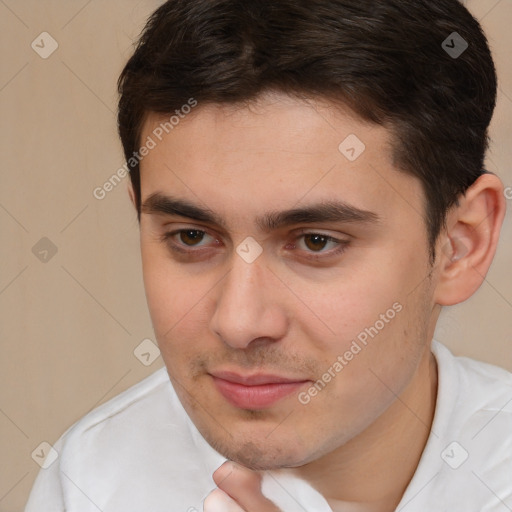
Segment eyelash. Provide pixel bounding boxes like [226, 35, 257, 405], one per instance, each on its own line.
[159, 229, 349, 260]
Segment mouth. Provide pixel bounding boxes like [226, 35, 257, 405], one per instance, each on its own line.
[209, 370, 311, 410]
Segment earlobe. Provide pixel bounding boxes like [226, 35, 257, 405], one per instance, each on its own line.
[434, 173, 506, 306]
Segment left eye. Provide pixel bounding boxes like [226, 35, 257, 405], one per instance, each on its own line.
[297, 233, 341, 253]
[175, 229, 211, 247]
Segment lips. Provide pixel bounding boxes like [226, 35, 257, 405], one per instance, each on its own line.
[209, 370, 310, 410]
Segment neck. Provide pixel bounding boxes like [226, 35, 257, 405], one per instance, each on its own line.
[294, 346, 438, 512]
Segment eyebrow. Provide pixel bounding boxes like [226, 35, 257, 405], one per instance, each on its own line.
[141, 192, 380, 232]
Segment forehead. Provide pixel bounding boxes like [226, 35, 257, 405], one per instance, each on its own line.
[141, 92, 384, 158]
[138, 93, 425, 228]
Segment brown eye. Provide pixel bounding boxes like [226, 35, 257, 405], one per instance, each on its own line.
[294, 232, 349, 260]
[179, 230, 206, 246]
[303, 234, 330, 252]
[160, 229, 214, 252]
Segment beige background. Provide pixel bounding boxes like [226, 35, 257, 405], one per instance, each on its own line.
[0, 1, 511, 510]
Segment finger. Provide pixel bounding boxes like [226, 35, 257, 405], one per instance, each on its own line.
[213, 461, 260, 495]
[203, 488, 245, 512]
[213, 461, 281, 512]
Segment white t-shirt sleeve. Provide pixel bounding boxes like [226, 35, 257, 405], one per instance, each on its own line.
[24, 434, 67, 512]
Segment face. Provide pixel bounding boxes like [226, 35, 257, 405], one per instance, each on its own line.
[137, 92, 438, 470]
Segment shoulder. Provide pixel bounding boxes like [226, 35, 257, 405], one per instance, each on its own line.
[432, 340, 512, 410]
[431, 340, 512, 449]
[406, 341, 512, 510]
[25, 367, 176, 511]
[25, 367, 225, 511]
[40, 367, 181, 473]
[398, 342, 512, 511]
[58, 366, 181, 457]
[66, 366, 172, 437]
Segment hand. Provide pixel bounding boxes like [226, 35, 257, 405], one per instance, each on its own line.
[203, 461, 282, 512]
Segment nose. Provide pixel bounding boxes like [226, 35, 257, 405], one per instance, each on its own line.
[209, 253, 288, 350]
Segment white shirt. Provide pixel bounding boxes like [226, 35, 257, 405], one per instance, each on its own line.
[25, 341, 512, 511]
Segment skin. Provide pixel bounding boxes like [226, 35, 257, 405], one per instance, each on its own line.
[130, 91, 505, 511]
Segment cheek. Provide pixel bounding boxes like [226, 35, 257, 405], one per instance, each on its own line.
[288, 267, 400, 350]
[287, 248, 429, 384]
[140, 243, 218, 368]
[294, 300, 425, 442]
[141, 243, 193, 336]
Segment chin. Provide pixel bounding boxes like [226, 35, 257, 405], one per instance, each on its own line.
[204, 429, 313, 470]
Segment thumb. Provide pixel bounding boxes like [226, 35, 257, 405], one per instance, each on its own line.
[212, 461, 281, 512]
[203, 488, 245, 512]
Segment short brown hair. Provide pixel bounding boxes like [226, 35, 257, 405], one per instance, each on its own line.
[117, 0, 497, 258]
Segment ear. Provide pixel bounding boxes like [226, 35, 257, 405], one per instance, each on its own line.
[433, 173, 506, 306]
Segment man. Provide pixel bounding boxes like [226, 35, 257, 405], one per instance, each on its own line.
[26, 0, 511, 511]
